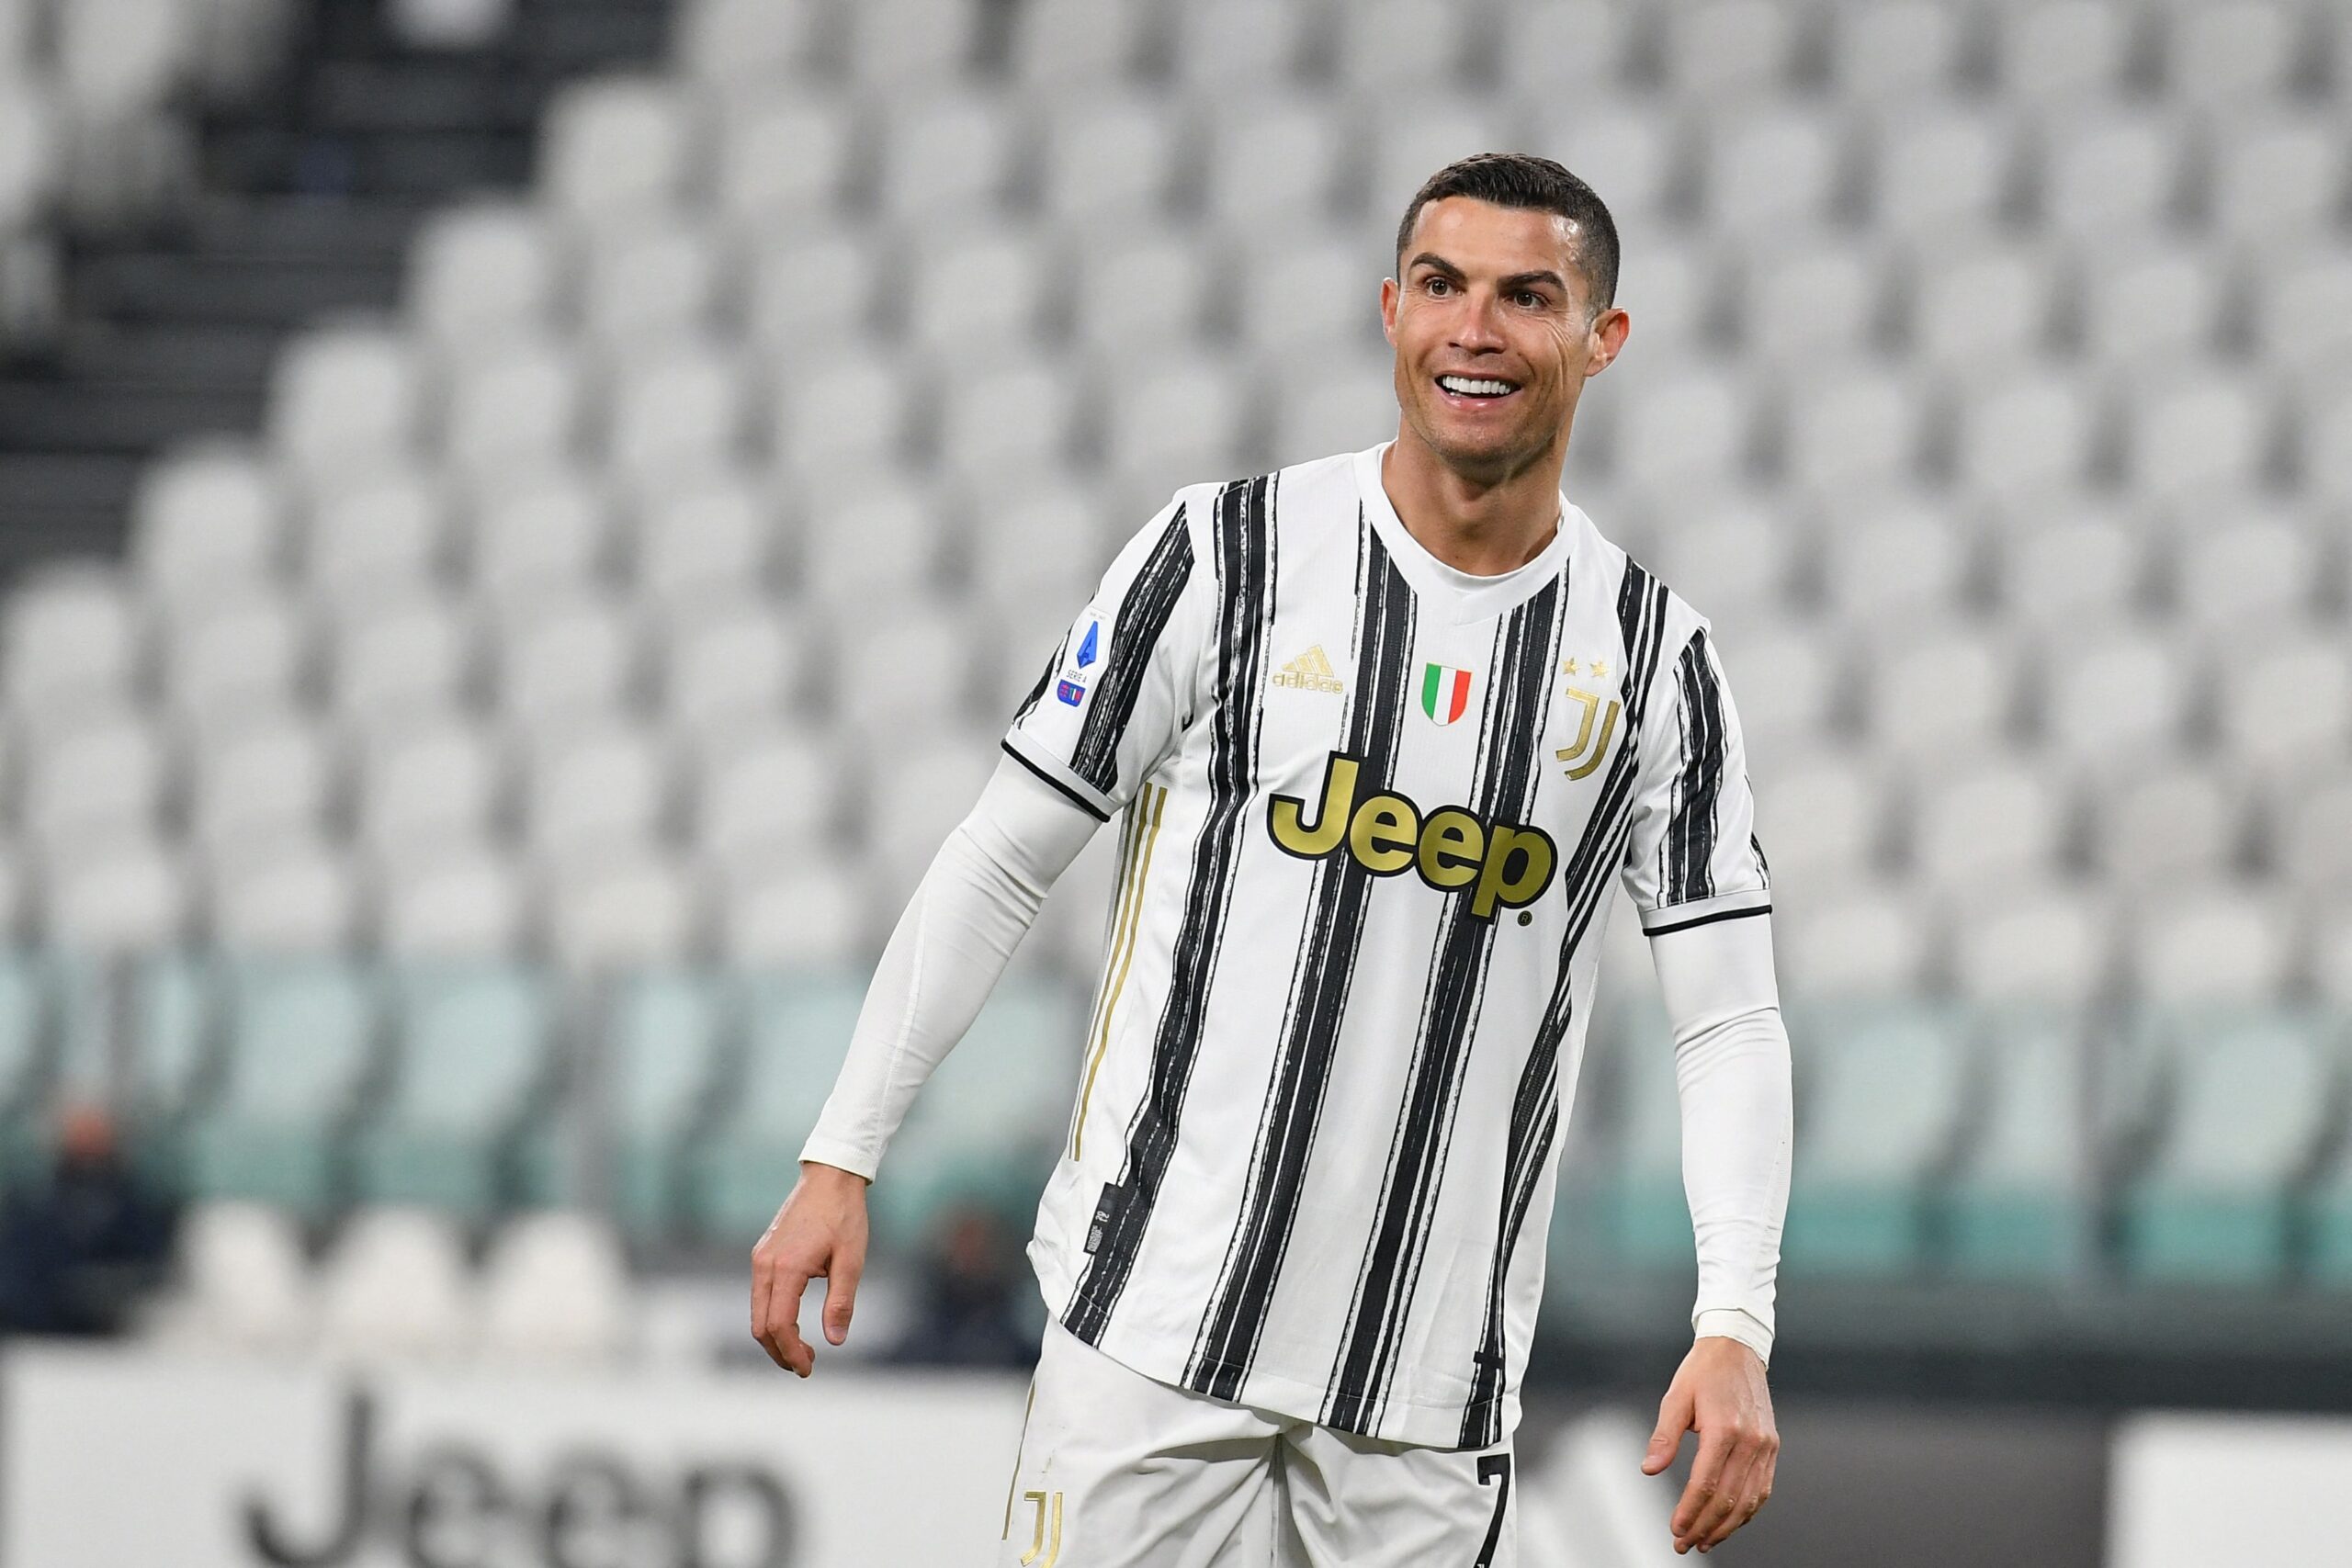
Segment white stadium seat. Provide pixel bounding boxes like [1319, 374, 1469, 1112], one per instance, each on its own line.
[2121, 371, 2277, 502]
[2075, 243, 2227, 371]
[522, 723, 670, 868]
[1780, 363, 1929, 499]
[2205, 110, 2346, 246]
[873, 90, 1021, 225]
[1335, 0, 1472, 95]
[714, 90, 854, 228]
[479, 1211, 634, 1361]
[1861, 621, 2018, 767]
[2211, 635, 2352, 773]
[1907, 243, 2058, 377]
[1739, 240, 1885, 366]
[23, 711, 168, 852]
[376, 843, 525, 959]
[1996, 513, 2147, 635]
[1171, 0, 1318, 92]
[661, 598, 808, 737]
[2269, 774, 2352, 900]
[1363, 98, 1514, 223]
[4, 565, 144, 714]
[163, 1202, 314, 1351]
[440, 335, 583, 479]
[2168, 508, 2318, 636]
[1779, 878, 1936, 998]
[267, 326, 425, 490]
[603, 340, 752, 494]
[1951, 370, 2098, 502]
[405, 201, 563, 351]
[42, 832, 187, 952]
[691, 725, 840, 868]
[357, 717, 503, 861]
[540, 76, 698, 224]
[1868, 106, 2015, 240]
[1908, 755, 2070, 898]
[131, 444, 285, 595]
[316, 1208, 476, 1359]
[2034, 623, 2195, 783]
[936, 352, 1084, 491]
[1201, 97, 1345, 231]
[2127, 889, 2295, 1006]
[469, 469, 612, 612]
[842, 0, 984, 88]
[1995, 0, 2140, 105]
[676, 0, 823, 86]
[1950, 883, 2116, 1009]
[2160, 0, 2301, 107]
[1659, 0, 1801, 101]
[1752, 747, 1886, 896]
[1828, 0, 1968, 106]
[1012, 0, 1150, 86]
[208, 833, 358, 954]
[631, 475, 775, 611]
[1527, 99, 1683, 227]
[331, 596, 479, 734]
[1235, 231, 1384, 360]
[797, 474, 941, 601]
[493, 594, 640, 742]
[2034, 107, 2187, 243]
[2089, 760, 2247, 894]
[721, 855, 867, 968]
[1070, 225, 1211, 355]
[1698, 105, 1847, 235]
[1815, 500, 1971, 632]
[1036, 91, 1182, 230]
[578, 218, 725, 351]
[187, 718, 335, 860]
[306, 472, 451, 610]
[164, 589, 309, 732]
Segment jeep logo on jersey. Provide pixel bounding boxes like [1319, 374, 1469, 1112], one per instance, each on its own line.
[1267, 750, 1556, 920]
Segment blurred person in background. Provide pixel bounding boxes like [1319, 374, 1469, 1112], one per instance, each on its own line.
[0, 1104, 179, 1337]
[888, 1201, 1038, 1371]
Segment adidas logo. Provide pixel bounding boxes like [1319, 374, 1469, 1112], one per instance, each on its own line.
[1272, 644, 1344, 694]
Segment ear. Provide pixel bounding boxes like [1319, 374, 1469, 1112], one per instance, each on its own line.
[1585, 305, 1630, 377]
[1380, 276, 1400, 344]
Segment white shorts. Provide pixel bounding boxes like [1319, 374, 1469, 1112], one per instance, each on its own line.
[993, 1322, 1518, 1568]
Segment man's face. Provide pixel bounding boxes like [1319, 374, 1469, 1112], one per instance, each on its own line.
[1381, 197, 1627, 485]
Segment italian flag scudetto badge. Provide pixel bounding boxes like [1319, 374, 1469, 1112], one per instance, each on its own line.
[1420, 661, 1473, 725]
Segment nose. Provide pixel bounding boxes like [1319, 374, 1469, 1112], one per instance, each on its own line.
[1449, 289, 1509, 355]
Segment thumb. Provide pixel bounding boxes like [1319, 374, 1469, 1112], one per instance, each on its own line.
[821, 1255, 862, 1346]
[1643, 1382, 1692, 1475]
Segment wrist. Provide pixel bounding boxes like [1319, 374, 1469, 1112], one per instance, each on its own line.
[799, 1159, 872, 1190]
[1692, 1307, 1772, 1364]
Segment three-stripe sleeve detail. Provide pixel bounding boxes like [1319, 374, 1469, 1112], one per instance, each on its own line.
[1185, 513, 1416, 1400]
[1060, 474, 1276, 1347]
[1069, 505, 1195, 795]
[1322, 573, 1565, 1437]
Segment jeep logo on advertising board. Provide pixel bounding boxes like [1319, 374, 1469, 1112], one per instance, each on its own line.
[242, 1388, 797, 1568]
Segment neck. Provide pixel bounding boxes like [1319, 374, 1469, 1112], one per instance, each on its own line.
[1379, 426, 1566, 578]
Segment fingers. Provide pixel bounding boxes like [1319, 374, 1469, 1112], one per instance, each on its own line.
[751, 1251, 816, 1376]
[1692, 1445, 1762, 1552]
[821, 1247, 863, 1346]
[1702, 1434, 1779, 1551]
[1670, 1423, 1735, 1552]
[1643, 1382, 1694, 1476]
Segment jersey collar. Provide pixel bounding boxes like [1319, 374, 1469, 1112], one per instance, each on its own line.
[1352, 443, 1575, 626]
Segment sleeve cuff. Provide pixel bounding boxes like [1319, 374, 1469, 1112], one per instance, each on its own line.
[1693, 1307, 1773, 1364]
[1000, 733, 1114, 821]
[797, 1136, 879, 1183]
[1639, 886, 1772, 936]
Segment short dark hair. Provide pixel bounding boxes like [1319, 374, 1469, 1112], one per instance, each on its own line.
[1394, 152, 1620, 310]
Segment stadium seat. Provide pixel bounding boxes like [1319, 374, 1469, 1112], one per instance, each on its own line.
[1717, 619, 1841, 776]
[1012, 0, 1150, 87]
[2205, 109, 2346, 247]
[544, 852, 697, 972]
[1035, 90, 1180, 232]
[1995, 0, 2142, 106]
[1828, 0, 1969, 105]
[1951, 884, 2115, 1010]
[1860, 621, 2018, 768]
[1943, 1001, 2097, 1278]
[159, 1201, 313, 1350]
[1778, 879, 1935, 999]
[306, 472, 452, 612]
[1752, 747, 1885, 897]
[714, 94, 852, 241]
[2088, 761, 2247, 894]
[2128, 891, 2296, 1006]
[659, 599, 808, 741]
[42, 834, 188, 953]
[908, 222, 1050, 374]
[603, 340, 751, 496]
[405, 201, 563, 352]
[863, 726, 1000, 903]
[1363, 97, 1514, 222]
[630, 474, 775, 612]
[266, 326, 424, 491]
[936, 352, 1085, 493]
[179, 957, 379, 1219]
[688, 974, 868, 1242]
[1660, 0, 1801, 100]
[1811, 496, 1966, 631]
[1698, 105, 1847, 236]
[1068, 224, 1211, 358]
[689, 724, 839, 870]
[829, 595, 982, 744]
[492, 595, 641, 745]
[2169, 507, 2318, 636]
[130, 444, 285, 598]
[1996, 512, 2147, 634]
[209, 834, 360, 954]
[1867, 106, 2017, 241]
[521, 722, 669, 871]
[2033, 623, 2193, 784]
[1615, 365, 1754, 493]
[479, 1210, 633, 1361]
[1951, 370, 2098, 502]
[842, 0, 984, 87]
[1738, 239, 1886, 367]
[1781, 998, 1973, 1274]
[1235, 230, 1383, 361]
[1527, 98, 1686, 229]
[744, 227, 876, 362]
[2075, 243, 2227, 371]
[375, 844, 526, 959]
[1495, 0, 1636, 104]
[718, 855, 868, 970]
[3, 564, 143, 718]
[962, 474, 1111, 610]
[2268, 775, 2352, 903]
[1101, 350, 1253, 506]
[578, 219, 724, 352]
[316, 1206, 476, 1358]
[1265, 345, 1399, 475]
[2120, 1004, 2335, 1282]
[1639, 501, 1796, 633]
[1171, 0, 1319, 92]
[675, 0, 824, 88]
[162, 589, 308, 736]
[2211, 635, 2352, 773]
[2160, 0, 2302, 107]
[540, 76, 698, 224]
[2250, 248, 2352, 389]
[1909, 239, 2060, 378]
[351, 963, 550, 1215]
[1200, 96, 1345, 231]
[874, 89, 1020, 225]
[2122, 371, 2278, 502]
[354, 716, 502, 864]
[770, 355, 921, 488]
[1909, 756, 2070, 899]
[332, 598, 477, 736]
[797, 474, 940, 602]
[2306, 380, 2352, 509]
[21, 710, 168, 854]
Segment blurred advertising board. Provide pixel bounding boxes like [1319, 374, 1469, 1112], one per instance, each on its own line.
[2108, 1414, 2352, 1568]
[0, 1346, 1026, 1568]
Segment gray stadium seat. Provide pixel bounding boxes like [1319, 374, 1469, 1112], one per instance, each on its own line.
[936, 353, 1084, 493]
[208, 834, 357, 954]
[2168, 507, 2318, 635]
[676, 0, 823, 88]
[659, 599, 807, 740]
[1738, 239, 1885, 366]
[161, 589, 308, 736]
[2211, 634, 2352, 773]
[330, 594, 477, 728]
[187, 717, 334, 863]
[2159, 0, 2303, 107]
[1698, 105, 1847, 235]
[315, 1205, 476, 1357]
[1334, 0, 1472, 96]
[1996, 513, 2147, 634]
[22, 710, 167, 855]
[440, 336, 582, 481]
[2033, 623, 2194, 784]
[492, 595, 641, 744]
[1780, 363, 1930, 500]
[2205, 110, 2346, 247]
[266, 326, 424, 491]
[306, 472, 452, 611]
[2089, 761, 2248, 895]
[713, 89, 854, 230]
[1861, 621, 2018, 768]
[578, 218, 724, 352]
[543, 851, 698, 971]
[1718, 619, 1841, 774]
[1994, 0, 2142, 105]
[1908, 243, 2058, 378]
[522, 723, 669, 871]
[1827, 0, 1970, 106]
[1951, 884, 2115, 1010]
[1778, 879, 1935, 999]
[602, 341, 751, 496]
[1200, 96, 1345, 231]
[842, 0, 984, 88]
[630, 474, 775, 612]
[356, 716, 503, 864]
[1036, 90, 1182, 231]
[376, 844, 526, 959]
[1752, 747, 1885, 897]
[1909, 756, 2069, 900]
[797, 474, 940, 601]
[405, 201, 563, 353]
[2075, 242, 2227, 371]
[1171, 0, 1319, 93]
[4, 565, 143, 718]
[130, 445, 285, 597]
[1659, 0, 1801, 102]
[1012, 0, 1150, 87]
[2268, 775, 2352, 904]
[873, 90, 1021, 225]
[2128, 891, 2296, 1006]
[1868, 105, 2016, 240]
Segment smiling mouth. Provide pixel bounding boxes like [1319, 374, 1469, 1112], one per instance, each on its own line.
[1436, 374, 1521, 400]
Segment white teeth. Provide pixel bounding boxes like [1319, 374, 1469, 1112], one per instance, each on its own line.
[1439, 376, 1516, 397]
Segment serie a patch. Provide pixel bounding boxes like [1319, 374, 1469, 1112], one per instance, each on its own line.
[1057, 679, 1086, 705]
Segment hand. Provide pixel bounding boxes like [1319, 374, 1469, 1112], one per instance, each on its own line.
[1641, 1336, 1779, 1553]
[750, 1161, 870, 1377]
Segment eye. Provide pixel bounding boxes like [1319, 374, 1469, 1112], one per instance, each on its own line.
[1513, 289, 1546, 310]
[1423, 275, 1453, 297]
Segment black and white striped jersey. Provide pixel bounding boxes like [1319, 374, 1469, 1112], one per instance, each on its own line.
[1001, 444, 1772, 1449]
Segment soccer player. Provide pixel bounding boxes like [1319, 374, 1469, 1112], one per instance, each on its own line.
[752, 153, 1792, 1564]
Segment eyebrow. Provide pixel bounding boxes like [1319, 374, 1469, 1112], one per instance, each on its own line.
[1404, 253, 1571, 296]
